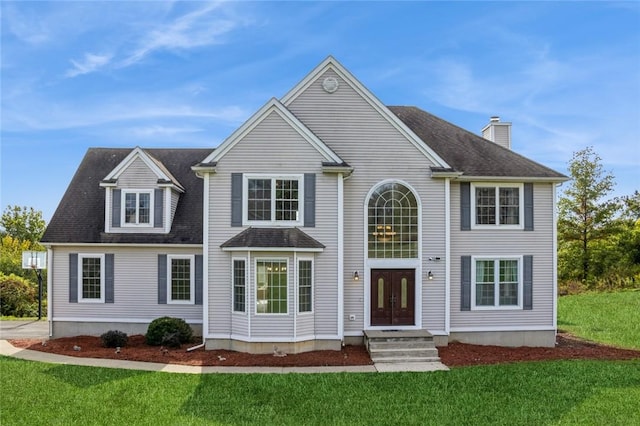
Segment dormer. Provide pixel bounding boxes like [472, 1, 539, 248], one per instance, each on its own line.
[100, 147, 185, 234]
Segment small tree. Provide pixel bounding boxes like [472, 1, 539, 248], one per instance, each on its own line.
[558, 147, 619, 287]
[0, 205, 46, 244]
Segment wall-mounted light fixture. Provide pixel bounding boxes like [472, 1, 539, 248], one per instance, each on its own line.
[353, 271, 360, 281]
[428, 271, 434, 280]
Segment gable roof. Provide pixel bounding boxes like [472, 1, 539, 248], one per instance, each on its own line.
[389, 106, 568, 180]
[42, 148, 210, 245]
[281, 56, 450, 169]
[102, 147, 184, 191]
[201, 98, 344, 165]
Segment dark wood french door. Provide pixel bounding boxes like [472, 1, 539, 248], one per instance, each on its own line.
[370, 269, 415, 326]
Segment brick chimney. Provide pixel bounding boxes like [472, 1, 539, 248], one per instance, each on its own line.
[482, 116, 512, 149]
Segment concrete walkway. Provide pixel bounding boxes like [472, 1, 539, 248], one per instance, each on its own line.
[0, 340, 449, 374]
[0, 320, 49, 339]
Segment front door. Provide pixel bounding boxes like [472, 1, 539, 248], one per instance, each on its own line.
[370, 269, 415, 326]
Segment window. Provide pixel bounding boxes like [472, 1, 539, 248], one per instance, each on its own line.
[472, 184, 523, 228]
[298, 259, 313, 313]
[79, 254, 104, 302]
[367, 182, 418, 258]
[233, 259, 246, 313]
[245, 176, 302, 225]
[256, 259, 288, 314]
[473, 257, 521, 309]
[123, 190, 153, 226]
[168, 255, 194, 304]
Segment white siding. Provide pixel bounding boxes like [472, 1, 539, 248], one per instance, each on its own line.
[50, 246, 203, 323]
[118, 158, 157, 187]
[288, 69, 447, 334]
[207, 111, 339, 340]
[450, 182, 556, 329]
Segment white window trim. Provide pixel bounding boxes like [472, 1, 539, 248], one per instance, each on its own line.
[243, 174, 304, 227]
[470, 182, 524, 230]
[121, 189, 154, 227]
[232, 257, 247, 314]
[78, 253, 105, 303]
[471, 255, 523, 310]
[167, 254, 195, 304]
[254, 257, 289, 316]
[297, 257, 314, 314]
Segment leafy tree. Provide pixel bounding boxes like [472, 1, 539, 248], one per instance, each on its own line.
[0, 272, 40, 317]
[558, 147, 619, 286]
[0, 205, 46, 244]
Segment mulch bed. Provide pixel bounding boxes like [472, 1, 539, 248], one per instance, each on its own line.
[8, 332, 640, 368]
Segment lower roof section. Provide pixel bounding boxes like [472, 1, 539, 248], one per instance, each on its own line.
[221, 227, 325, 252]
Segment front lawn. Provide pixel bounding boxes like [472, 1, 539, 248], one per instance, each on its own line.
[1, 357, 639, 425]
[558, 291, 640, 350]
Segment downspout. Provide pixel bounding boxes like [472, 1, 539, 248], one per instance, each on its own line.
[47, 246, 53, 337]
[337, 172, 345, 344]
[201, 172, 210, 347]
[445, 178, 451, 336]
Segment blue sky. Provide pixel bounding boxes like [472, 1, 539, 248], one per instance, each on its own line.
[1, 1, 639, 222]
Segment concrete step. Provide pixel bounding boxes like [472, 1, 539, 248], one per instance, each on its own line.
[371, 356, 441, 364]
[368, 340, 437, 350]
[369, 347, 440, 359]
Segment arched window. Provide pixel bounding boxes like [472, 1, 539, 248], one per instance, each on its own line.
[367, 182, 418, 258]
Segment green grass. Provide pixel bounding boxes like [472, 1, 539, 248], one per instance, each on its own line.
[558, 291, 640, 350]
[1, 357, 639, 425]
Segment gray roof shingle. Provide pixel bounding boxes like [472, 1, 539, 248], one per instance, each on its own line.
[221, 228, 325, 250]
[41, 148, 210, 244]
[389, 106, 567, 179]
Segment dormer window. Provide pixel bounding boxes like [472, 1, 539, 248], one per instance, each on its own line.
[122, 190, 153, 226]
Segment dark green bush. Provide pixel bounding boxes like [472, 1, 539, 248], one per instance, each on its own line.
[100, 330, 128, 348]
[0, 272, 38, 317]
[145, 316, 193, 346]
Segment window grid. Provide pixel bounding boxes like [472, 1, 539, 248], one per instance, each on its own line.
[233, 260, 246, 313]
[298, 260, 312, 313]
[275, 179, 299, 221]
[475, 258, 520, 307]
[256, 260, 287, 314]
[247, 179, 271, 221]
[475, 185, 520, 226]
[82, 257, 102, 299]
[367, 183, 418, 259]
[124, 191, 151, 225]
[171, 258, 191, 301]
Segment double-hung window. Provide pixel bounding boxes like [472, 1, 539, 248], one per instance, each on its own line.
[298, 259, 313, 313]
[79, 254, 104, 303]
[472, 183, 523, 228]
[256, 259, 288, 314]
[245, 175, 302, 225]
[123, 190, 153, 226]
[168, 255, 194, 304]
[233, 259, 246, 313]
[472, 257, 522, 309]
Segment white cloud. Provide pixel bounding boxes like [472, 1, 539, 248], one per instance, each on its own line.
[130, 125, 203, 138]
[66, 53, 113, 77]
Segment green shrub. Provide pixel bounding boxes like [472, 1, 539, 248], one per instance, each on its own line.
[0, 272, 38, 317]
[145, 316, 193, 346]
[100, 330, 128, 348]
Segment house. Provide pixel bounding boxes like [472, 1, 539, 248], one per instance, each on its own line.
[41, 57, 568, 353]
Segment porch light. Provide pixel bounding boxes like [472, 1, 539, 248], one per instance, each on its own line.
[353, 271, 360, 281]
[428, 271, 434, 280]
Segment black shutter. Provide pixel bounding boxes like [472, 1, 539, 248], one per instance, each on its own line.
[195, 255, 203, 305]
[304, 173, 316, 227]
[461, 256, 471, 311]
[112, 189, 121, 228]
[158, 254, 167, 304]
[154, 189, 164, 228]
[105, 254, 114, 303]
[231, 173, 243, 227]
[523, 255, 533, 310]
[460, 182, 471, 231]
[524, 183, 534, 231]
[69, 253, 78, 303]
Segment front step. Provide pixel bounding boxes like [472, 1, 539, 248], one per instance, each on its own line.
[365, 330, 441, 364]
